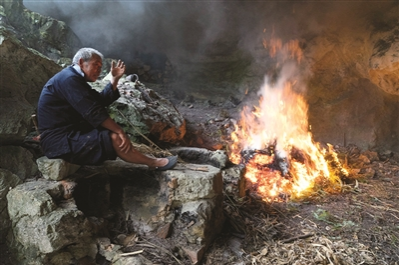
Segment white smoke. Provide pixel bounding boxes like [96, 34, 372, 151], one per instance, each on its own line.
[23, 1, 397, 81]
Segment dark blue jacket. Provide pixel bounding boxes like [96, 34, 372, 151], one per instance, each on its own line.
[37, 66, 120, 158]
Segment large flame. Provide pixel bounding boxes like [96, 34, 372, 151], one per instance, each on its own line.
[229, 37, 346, 202]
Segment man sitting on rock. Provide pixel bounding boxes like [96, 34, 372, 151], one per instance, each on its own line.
[37, 47, 177, 170]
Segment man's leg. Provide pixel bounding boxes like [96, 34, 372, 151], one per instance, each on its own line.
[109, 132, 169, 168]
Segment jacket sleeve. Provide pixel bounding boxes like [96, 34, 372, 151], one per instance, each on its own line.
[99, 82, 120, 106]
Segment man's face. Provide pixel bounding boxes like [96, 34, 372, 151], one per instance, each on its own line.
[79, 54, 103, 82]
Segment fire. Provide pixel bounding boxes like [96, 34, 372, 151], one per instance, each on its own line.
[229, 37, 347, 202]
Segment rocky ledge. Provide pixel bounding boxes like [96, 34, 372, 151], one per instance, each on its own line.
[6, 147, 229, 265]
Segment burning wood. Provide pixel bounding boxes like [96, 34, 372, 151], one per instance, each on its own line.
[241, 147, 306, 179]
[228, 37, 349, 202]
[238, 143, 347, 202]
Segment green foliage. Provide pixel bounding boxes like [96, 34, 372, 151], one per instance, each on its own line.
[107, 103, 149, 143]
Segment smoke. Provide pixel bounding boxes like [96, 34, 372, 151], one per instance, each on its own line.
[23, 0, 397, 80]
[23, 1, 233, 61]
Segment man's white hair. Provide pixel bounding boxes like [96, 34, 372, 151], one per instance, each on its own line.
[72, 48, 103, 64]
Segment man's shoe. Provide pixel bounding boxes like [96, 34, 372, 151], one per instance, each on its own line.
[155, 156, 178, 171]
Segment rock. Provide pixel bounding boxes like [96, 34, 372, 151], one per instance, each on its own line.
[49, 252, 74, 265]
[168, 164, 223, 202]
[111, 161, 224, 264]
[0, 146, 38, 180]
[0, 97, 34, 145]
[222, 165, 244, 194]
[170, 146, 229, 168]
[92, 77, 186, 144]
[36, 156, 81, 181]
[0, 0, 79, 146]
[179, 199, 225, 246]
[86, 159, 224, 264]
[49, 245, 97, 265]
[11, 209, 86, 253]
[65, 242, 97, 261]
[0, 26, 61, 145]
[59, 180, 77, 200]
[2, 147, 226, 265]
[6, 179, 95, 265]
[306, 19, 399, 152]
[0, 169, 22, 243]
[0, 0, 81, 60]
[368, 26, 399, 95]
[7, 180, 61, 219]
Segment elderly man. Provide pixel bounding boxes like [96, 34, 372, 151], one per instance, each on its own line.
[37, 47, 177, 170]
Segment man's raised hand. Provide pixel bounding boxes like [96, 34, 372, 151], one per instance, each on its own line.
[110, 60, 126, 90]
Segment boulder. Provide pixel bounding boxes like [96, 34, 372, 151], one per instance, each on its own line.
[0, 169, 22, 244]
[0, 26, 61, 145]
[36, 156, 81, 181]
[6, 179, 96, 265]
[7, 180, 61, 219]
[0, 0, 81, 60]
[3, 156, 225, 264]
[0, 146, 38, 181]
[99, 160, 225, 264]
[92, 77, 186, 144]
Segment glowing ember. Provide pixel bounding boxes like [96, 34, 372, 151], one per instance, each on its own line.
[229, 37, 347, 202]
